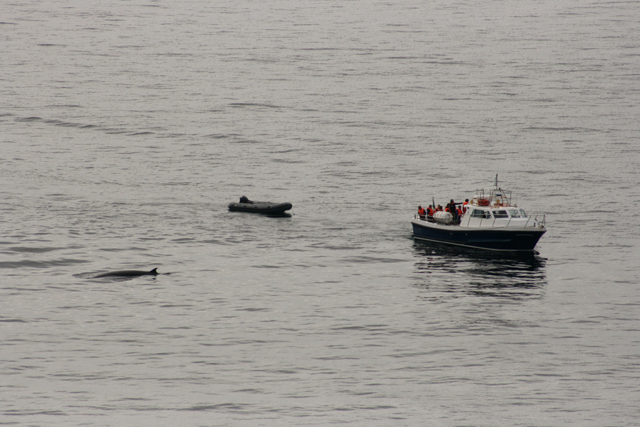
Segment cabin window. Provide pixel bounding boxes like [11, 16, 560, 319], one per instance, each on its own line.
[493, 210, 509, 218]
[508, 209, 520, 218]
[471, 210, 492, 219]
[519, 209, 527, 218]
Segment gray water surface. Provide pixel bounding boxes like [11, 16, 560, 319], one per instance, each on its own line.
[2, 0, 639, 425]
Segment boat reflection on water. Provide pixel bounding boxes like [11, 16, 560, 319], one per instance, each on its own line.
[413, 240, 547, 300]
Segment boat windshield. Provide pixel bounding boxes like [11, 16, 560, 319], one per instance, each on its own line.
[519, 208, 527, 218]
[508, 209, 521, 218]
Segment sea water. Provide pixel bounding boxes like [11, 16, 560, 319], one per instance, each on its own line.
[1, 0, 639, 425]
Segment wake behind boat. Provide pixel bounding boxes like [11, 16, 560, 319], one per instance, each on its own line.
[411, 176, 546, 251]
[228, 196, 292, 215]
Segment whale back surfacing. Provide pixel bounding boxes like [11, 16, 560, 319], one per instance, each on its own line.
[95, 268, 158, 278]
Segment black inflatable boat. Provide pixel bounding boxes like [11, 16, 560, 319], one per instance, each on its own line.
[228, 196, 292, 215]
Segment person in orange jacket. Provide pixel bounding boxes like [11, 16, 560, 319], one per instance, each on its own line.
[427, 205, 435, 217]
[446, 199, 458, 222]
[418, 206, 426, 219]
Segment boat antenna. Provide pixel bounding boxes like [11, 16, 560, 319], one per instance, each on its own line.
[494, 174, 498, 189]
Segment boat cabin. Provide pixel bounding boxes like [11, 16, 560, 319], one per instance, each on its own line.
[458, 187, 544, 229]
[461, 206, 532, 228]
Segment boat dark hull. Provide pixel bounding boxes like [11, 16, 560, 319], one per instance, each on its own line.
[228, 202, 292, 215]
[412, 220, 545, 251]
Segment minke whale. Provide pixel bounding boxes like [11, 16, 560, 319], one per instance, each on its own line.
[94, 268, 159, 278]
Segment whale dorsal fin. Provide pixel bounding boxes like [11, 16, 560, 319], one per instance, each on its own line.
[150, 268, 158, 274]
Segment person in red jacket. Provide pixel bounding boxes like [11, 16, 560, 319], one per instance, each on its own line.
[427, 205, 435, 217]
[418, 206, 426, 219]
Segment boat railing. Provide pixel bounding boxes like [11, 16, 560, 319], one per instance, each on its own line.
[524, 213, 545, 229]
[477, 213, 545, 229]
[479, 217, 506, 228]
[490, 188, 512, 206]
[416, 212, 545, 229]
[414, 214, 435, 222]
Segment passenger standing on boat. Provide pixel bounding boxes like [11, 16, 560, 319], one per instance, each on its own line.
[418, 206, 426, 219]
[427, 205, 435, 217]
[463, 199, 469, 213]
[436, 205, 443, 212]
[447, 199, 458, 222]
